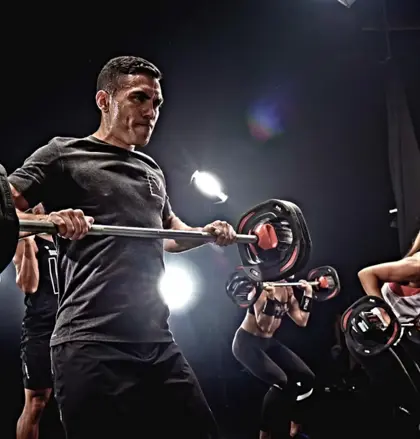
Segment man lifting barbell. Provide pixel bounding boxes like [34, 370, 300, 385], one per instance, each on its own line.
[342, 231, 420, 431]
[227, 265, 341, 439]
[4, 55, 241, 439]
[1, 56, 313, 439]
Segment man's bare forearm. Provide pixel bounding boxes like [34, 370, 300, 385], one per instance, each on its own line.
[16, 211, 50, 237]
[16, 210, 49, 221]
[164, 226, 206, 253]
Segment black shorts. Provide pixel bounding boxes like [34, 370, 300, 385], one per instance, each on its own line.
[51, 340, 218, 439]
[21, 336, 53, 390]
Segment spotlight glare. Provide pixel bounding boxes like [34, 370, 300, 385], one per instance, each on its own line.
[159, 265, 196, 312]
[337, 0, 356, 7]
[191, 170, 228, 203]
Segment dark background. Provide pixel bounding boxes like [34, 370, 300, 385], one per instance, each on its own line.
[1, 0, 420, 437]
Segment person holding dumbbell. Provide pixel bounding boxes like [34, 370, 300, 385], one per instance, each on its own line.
[356, 230, 420, 360]
[344, 231, 420, 433]
[230, 270, 315, 439]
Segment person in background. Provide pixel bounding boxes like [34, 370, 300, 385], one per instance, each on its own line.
[230, 269, 315, 439]
[13, 203, 60, 439]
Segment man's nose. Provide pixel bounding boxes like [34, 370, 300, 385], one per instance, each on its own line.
[142, 104, 156, 120]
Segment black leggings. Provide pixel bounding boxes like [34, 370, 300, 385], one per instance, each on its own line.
[232, 328, 315, 435]
[346, 333, 420, 421]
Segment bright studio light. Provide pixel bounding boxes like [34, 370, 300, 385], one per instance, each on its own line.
[337, 0, 356, 7]
[191, 170, 228, 203]
[159, 264, 196, 312]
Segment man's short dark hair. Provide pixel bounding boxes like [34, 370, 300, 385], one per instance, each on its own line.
[97, 56, 162, 94]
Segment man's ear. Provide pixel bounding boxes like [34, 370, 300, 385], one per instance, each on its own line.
[95, 90, 110, 113]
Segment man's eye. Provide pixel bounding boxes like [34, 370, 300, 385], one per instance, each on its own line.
[135, 94, 146, 102]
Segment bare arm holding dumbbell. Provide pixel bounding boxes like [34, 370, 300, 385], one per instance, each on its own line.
[358, 230, 420, 297]
[358, 255, 420, 298]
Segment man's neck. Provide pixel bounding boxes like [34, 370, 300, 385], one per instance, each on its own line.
[92, 125, 135, 151]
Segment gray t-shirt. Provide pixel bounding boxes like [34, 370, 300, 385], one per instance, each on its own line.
[9, 136, 174, 345]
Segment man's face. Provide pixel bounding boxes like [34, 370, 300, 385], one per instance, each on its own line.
[105, 74, 163, 147]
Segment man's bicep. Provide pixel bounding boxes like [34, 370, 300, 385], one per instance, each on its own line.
[8, 140, 61, 208]
[163, 212, 189, 230]
[162, 194, 188, 230]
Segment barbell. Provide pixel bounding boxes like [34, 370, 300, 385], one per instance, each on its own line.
[0, 164, 311, 280]
[226, 265, 341, 308]
[271, 266, 340, 301]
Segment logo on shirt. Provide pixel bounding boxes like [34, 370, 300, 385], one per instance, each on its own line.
[48, 257, 59, 295]
[146, 173, 164, 201]
[45, 246, 57, 256]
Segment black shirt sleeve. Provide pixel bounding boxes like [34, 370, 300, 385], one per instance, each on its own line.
[162, 195, 173, 223]
[160, 167, 173, 224]
[8, 139, 62, 207]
